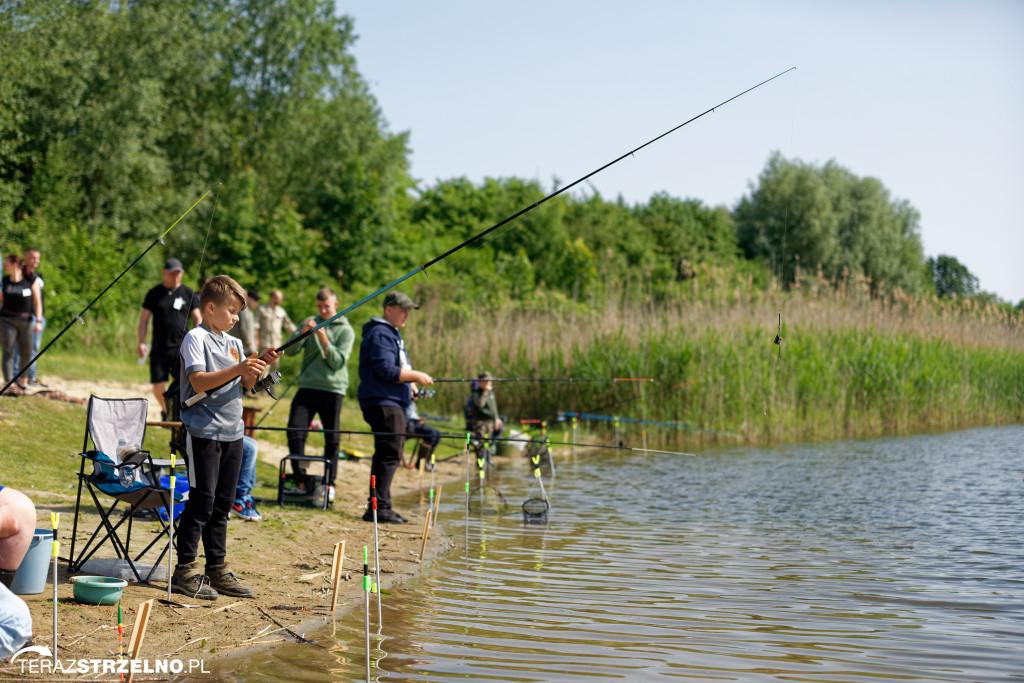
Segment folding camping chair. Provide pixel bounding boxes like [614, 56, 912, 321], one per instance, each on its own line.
[69, 395, 186, 582]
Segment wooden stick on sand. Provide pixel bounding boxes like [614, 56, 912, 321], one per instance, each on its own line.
[432, 485, 442, 528]
[330, 540, 346, 612]
[125, 599, 153, 683]
[418, 510, 432, 564]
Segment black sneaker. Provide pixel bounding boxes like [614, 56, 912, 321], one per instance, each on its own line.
[27, 378, 47, 388]
[205, 563, 254, 598]
[171, 562, 218, 600]
[362, 508, 408, 524]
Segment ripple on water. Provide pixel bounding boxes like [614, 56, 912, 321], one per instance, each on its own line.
[212, 425, 1024, 682]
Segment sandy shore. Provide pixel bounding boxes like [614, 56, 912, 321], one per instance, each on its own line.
[4, 377, 463, 678]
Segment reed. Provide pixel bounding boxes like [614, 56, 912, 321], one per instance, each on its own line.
[413, 271, 1023, 448]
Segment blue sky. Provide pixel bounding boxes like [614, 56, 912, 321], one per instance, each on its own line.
[338, 1, 1024, 303]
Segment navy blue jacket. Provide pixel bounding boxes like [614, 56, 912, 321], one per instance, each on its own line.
[357, 317, 410, 409]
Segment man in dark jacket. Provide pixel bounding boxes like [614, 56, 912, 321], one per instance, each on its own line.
[357, 291, 433, 523]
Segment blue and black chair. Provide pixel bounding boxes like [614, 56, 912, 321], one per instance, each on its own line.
[68, 395, 187, 582]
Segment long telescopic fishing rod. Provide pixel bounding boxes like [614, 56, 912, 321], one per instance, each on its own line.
[432, 377, 653, 383]
[245, 424, 698, 456]
[0, 185, 220, 396]
[267, 68, 795, 360]
[561, 410, 742, 438]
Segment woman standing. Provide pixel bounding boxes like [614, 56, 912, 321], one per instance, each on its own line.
[0, 254, 43, 391]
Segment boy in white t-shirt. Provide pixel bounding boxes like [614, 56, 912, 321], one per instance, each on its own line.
[174, 275, 278, 600]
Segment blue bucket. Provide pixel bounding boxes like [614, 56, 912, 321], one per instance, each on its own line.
[158, 475, 189, 522]
[11, 528, 54, 595]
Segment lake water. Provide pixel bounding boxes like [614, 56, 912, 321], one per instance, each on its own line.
[216, 425, 1024, 682]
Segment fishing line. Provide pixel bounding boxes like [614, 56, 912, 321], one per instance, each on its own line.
[774, 69, 799, 366]
[561, 411, 741, 438]
[177, 183, 221, 356]
[433, 377, 653, 383]
[0, 185, 220, 396]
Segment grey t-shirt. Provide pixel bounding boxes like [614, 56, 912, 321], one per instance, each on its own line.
[179, 324, 244, 441]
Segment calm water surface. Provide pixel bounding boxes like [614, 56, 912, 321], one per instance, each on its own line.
[217, 426, 1024, 682]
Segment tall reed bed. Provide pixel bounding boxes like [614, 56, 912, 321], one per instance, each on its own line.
[413, 276, 1023, 448]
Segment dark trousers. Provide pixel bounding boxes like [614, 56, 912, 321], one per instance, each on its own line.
[177, 434, 243, 567]
[287, 388, 344, 482]
[361, 404, 405, 509]
[408, 418, 441, 447]
[0, 316, 32, 383]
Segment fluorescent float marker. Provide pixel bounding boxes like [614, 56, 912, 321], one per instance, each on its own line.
[51, 511, 59, 659]
[117, 602, 124, 681]
[167, 452, 176, 602]
[370, 475, 382, 629]
[363, 545, 370, 683]
[429, 449, 436, 509]
[464, 433, 471, 551]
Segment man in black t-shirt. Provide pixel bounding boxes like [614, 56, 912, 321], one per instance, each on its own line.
[137, 258, 201, 415]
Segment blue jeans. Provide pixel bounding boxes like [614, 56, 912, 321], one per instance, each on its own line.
[234, 435, 258, 501]
[11, 315, 43, 381]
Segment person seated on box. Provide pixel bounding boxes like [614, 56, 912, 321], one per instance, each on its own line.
[0, 485, 35, 657]
[231, 435, 262, 521]
[469, 371, 505, 442]
[405, 386, 441, 471]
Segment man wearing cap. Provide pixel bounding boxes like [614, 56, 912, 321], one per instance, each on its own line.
[357, 291, 433, 523]
[470, 371, 505, 443]
[138, 258, 201, 415]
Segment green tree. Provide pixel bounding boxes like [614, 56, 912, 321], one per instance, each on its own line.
[928, 254, 979, 299]
[1, 0, 411, 299]
[633, 193, 739, 277]
[735, 152, 929, 294]
[562, 192, 651, 292]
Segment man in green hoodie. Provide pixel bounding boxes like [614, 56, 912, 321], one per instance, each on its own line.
[284, 287, 355, 500]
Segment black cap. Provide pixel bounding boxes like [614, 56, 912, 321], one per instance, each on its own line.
[247, 288, 260, 301]
[382, 291, 419, 310]
[478, 371, 494, 380]
[164, 258, 183, 272]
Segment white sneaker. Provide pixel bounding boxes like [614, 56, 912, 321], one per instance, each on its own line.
[312, 484, 335, 508]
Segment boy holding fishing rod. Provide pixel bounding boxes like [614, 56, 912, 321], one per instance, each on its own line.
[173, 275, 279, 600]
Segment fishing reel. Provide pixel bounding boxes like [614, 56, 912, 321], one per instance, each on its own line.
[249, 371, 282, 399]
[413, 389, 436, 399]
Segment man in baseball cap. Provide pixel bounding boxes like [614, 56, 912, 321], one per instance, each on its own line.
[381, 291, 419, 310]
[356, 291, 431, 523]
[138, 257, 200, 416]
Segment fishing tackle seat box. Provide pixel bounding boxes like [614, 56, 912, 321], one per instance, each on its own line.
[277, 454, 331, 510]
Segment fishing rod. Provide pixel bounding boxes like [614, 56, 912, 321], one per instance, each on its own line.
[245, 424, 699, 456]
[432, 377, 653, 383]
[560, 410, 742, 438]
[0, 185, 220, 396]
[267, 68, 795, 361]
